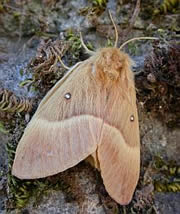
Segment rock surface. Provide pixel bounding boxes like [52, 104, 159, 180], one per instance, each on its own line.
[0, 0, 179, 213]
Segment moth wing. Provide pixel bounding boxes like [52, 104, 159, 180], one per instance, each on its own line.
[98, 123, 140, 205]
[12, 62, 104, 179]
[12, 115, 102, 179]
[98, 72, 140, 205]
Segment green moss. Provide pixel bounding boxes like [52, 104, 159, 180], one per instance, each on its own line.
[154, 0, 179, 15]
[66, 30, 82, 57]
[6, 127, 41, 209]
[106, 39, 113, 47]
[153, 156, 180, 193]
[66, 30, 93, 52]
[92, 0, 107, 8]
[13, 12, 21, 20]
[126, 42, 140, 56]
[65, 30, 92, 63]
[21, 16, 40, 37]
[0, 4, 4, 13]
[79, 0, 107, 16]
[0, 121, 8, 134]
[7, 137, 73, 210]
[0, 0, 9, 13]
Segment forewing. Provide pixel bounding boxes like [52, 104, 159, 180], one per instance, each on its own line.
[12, 61, 105, 179]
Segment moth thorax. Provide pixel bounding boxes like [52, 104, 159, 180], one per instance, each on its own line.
[93, 48, 133, 85]
[104, 67, 120, 81]
[96, 60, 123, 83]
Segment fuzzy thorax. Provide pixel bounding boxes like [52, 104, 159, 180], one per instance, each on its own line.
[90, 48, 134, 86]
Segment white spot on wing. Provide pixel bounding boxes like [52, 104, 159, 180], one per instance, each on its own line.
[47, 151, 54, 157]
[91, 64, 96, 75]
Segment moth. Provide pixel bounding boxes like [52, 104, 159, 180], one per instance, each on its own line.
[12, 12, 156, 205]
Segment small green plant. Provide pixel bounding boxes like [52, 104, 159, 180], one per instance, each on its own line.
[0, 121, 8, 134]
[67, 30, 82, 54]
[106, 39, 113, 47]
[0, 0, 9, 13]
[92, 0, 107, 8]
[7, 140, 68, 209]
[154, 0, 179, 14]
[79, 0, 107, 16]
[153, 156, 180, 193]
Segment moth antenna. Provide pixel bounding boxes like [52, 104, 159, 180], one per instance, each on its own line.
[119, 37, 158, 50]
[57, 56, 70, 70]
[80, 32, 95, 55]
[50, 47, 70, 70]
[108, 10, 118, 48]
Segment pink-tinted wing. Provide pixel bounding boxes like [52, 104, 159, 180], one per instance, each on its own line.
[12, 61, 105, 179]
[94, 49, 140, 205]
[12, 115, 103, 179]
[98, 123, 140, 205]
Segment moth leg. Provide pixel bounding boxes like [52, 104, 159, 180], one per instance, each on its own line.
[86, 151, 100, 170]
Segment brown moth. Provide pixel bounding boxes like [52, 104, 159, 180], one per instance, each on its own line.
[12, 12, 156, 205]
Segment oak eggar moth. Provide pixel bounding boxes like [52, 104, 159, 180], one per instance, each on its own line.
[12, 11, 157, 205]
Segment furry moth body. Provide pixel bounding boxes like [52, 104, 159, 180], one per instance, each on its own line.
[12, 47, 140, 205]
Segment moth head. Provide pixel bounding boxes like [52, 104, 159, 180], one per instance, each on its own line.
[79, 11, 156, 87]
[91, 47, 134, 86]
